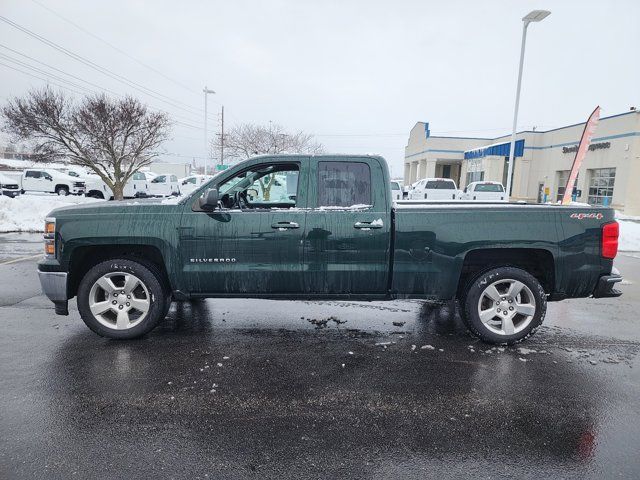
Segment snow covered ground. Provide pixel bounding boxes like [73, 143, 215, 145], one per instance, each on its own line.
[0, 194, 102, 233]
[618, 215, 640, 252]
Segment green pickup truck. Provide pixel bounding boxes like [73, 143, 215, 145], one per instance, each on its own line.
[38, 154, 622, 344]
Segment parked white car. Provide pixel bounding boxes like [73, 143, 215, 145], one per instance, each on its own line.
[390, 181, 403, 201]
[179, 174, 214, 195]
[148, 174, 180, 197]
[408, 178, 458, 200]
[460, 181, 507, 202]
[21, 168, 86, 196]
[85, 172, 151, 200]
[0, 172, 21, 198]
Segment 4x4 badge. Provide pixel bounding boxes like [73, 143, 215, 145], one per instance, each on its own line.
[570, 212, 603, 220]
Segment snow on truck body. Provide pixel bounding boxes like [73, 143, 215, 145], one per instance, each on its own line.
[37, 154, 622, 344]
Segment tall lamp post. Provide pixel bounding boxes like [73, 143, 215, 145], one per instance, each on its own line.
[505, 9, 550, 201]
[203, 86, 216, 174]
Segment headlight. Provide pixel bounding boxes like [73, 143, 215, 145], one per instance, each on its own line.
[44, 217, 56, 257]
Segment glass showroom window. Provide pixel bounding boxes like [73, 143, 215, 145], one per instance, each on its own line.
[588, 168, 616, 206]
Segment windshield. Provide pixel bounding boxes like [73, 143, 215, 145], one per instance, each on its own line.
[391, 182, 400, 190]
[475, 183, 504, 192]
[425, 180, 455, 190]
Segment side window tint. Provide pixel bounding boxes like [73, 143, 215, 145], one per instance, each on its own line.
[317, 162, 371, 207]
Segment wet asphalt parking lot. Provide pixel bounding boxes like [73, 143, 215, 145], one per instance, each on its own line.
[1, 233, 640, 479]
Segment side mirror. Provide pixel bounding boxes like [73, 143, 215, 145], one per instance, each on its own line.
[199, 188, 219, 211]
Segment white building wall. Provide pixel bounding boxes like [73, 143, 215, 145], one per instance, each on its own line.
[405, 111, 640, 213]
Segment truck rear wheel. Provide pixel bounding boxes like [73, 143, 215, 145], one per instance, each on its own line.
[77, 258, 167, 339]
[460, 266, 546, 344]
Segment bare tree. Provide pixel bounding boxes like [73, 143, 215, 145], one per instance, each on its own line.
[211, 122, 323, 199]
[2, 87, 171, 200]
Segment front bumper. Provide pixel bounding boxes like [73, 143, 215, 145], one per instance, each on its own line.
[592, 267, 623, 298]
[38, 271, 69, 315]
[2, 190, 20, 198]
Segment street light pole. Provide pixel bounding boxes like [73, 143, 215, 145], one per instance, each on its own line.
[203, 86, 216, 174]
[505, 10, 550, 201]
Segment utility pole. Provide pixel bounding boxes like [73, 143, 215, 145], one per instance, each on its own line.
[203, 86, 215, 174]
[220, 105, 224, 167]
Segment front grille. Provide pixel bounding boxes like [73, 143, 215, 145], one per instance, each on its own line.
[73, 181, 85, 188]
[2, 184, 19, 189]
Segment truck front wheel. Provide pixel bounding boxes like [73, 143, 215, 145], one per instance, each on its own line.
[77, 258, 167, 339]
[55, 185, 69, 196]
[461, 266, 546, 344]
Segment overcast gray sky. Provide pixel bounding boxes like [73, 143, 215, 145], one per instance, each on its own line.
[1, 0, 638, 176]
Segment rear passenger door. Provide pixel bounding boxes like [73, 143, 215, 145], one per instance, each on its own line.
[304, 158, 391, 295]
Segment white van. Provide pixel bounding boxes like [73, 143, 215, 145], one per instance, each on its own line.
[0, 172, 21, 198]
[408, 178, 458, 201]
[179, 174, 214, 196]
[148, 174, 180, 197]
[460, 181, 507, 202]
[390, 181, 403, 201]
[21, 168, 85, 196]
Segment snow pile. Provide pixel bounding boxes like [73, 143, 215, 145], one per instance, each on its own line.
[618, 218, 640, 252]
[0, 194, 102, 232]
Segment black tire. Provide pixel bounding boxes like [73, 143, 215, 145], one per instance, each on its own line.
[56, 185, 69, 196]
[460, 266, 546, 345]
[77, 258, 167, 339]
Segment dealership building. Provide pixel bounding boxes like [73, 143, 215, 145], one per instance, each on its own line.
[404, 109, 640, 214]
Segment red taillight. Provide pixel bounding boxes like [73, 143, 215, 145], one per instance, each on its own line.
[601, 221, 619, 259]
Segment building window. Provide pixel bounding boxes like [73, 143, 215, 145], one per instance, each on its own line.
[556, 170, 582, 202]
[587, 168, 615, 206]
[466, 171, 484, 185]
[442, 164, 451, 178]
[318, 161, 371, 207]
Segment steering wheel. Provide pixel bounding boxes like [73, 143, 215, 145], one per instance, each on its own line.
[233, 191, 248, 209]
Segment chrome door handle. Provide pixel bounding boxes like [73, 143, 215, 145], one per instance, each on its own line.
[354, 221, 382, 230]
[271, 221, 299, 230]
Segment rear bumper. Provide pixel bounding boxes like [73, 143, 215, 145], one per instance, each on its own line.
[37, 271, 69, 315]
[592, 267, 623, 298]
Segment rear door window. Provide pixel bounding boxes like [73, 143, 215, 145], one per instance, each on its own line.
[317, 162, 371, 207]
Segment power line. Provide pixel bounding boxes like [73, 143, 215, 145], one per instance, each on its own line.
[29, 0, 198, 96]
[0, 15, 212, 119]
[0, 46, 208, 130]
[0, 61, 86, 96]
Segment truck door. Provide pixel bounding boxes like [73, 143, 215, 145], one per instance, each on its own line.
[303, 157, 391, 295]
[179, 158, 308, 294]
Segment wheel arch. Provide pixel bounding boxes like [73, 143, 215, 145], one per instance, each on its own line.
[67, 244, 171, 298]
[457, 248, 556, 298]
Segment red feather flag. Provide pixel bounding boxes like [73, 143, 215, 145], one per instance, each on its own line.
[562, 106, 601, 205]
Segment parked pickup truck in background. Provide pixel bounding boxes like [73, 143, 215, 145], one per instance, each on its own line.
[408, 177, 459, 200]
[38, 154, 622, 344]
[0, 172, 21, 197]
[460, 181, 507, 202]
[21, 168, 85, 196]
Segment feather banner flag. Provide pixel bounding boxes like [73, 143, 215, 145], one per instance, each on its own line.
[561, 106, 601, 205]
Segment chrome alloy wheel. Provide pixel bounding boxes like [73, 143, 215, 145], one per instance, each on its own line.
[477, 279, 537, 336]
[88, 272, 151, 330]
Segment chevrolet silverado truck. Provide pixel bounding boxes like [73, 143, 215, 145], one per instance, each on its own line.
[37, 154, 622, 344]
